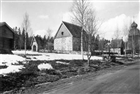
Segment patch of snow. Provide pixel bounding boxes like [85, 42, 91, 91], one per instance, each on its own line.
[0, 65, 24, 75]
[31, 54, 103, 61]
[90, 56, 103, 60]
[0, 54, 25, 66]
[56, 61, 69, 65]
[0, 54, 26, 75]
[33, 55, 50, 61]
[12, 50, 40, 55]
[116, 57, 122, 60]
[38, 63, 53, 70]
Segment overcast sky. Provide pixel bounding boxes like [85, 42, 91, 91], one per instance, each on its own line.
[0, 0, 139, 40]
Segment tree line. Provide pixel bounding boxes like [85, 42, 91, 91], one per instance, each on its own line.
[13, 27, 54, 51]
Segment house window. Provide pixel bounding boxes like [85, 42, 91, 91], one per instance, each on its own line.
[61, 32, 64, 35]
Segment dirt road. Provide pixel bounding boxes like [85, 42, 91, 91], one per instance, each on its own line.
[41, 60, 140, 94]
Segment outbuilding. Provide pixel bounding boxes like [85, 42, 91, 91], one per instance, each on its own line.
[31, 36, 39, 51]
[0, 22, 14, 54]
[54, 21, 87, 52]
[110, 39, 125, 55]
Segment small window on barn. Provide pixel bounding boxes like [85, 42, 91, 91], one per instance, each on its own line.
[61, 32, 64, 35]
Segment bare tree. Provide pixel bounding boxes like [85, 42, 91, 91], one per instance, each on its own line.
[115, 25, 119, 39]
[46, 28, 52, 51]
[71, 0, 90, 59]
[84, 9, 97, 68]
[123, 23, 129, 57]
[22, 12, 31, 57]
[46, 28, 52, 39]
[71, 0, 100, 71]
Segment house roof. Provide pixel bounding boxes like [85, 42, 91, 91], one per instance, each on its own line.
[0, 22, 6, 27]
[55, 21, 87, 39]
[31, 36, 42, 48]
[0, 22, 14, 34]
[110, 39, 124, 48]
[63, 21, 83, 38]
[31, 36, 38, 46]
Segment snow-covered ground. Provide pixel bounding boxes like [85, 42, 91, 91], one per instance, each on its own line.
[12, 50, 40, 55]
[12, 50, 103, 61]
[27, 53, 103, 61]
[0, 54, 26, 66]
[0, 65, 24, 76]
[0, 54, 26, 75]
[56, 61, 69, 65]
[0, 50, 103, 75]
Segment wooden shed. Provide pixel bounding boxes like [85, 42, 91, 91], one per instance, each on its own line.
[0, 22, 14, 54]
[110, 39, 124, 55]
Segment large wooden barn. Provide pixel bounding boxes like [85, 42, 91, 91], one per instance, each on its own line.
[54, 21, 87, 52]
[0, 22, 14, 54]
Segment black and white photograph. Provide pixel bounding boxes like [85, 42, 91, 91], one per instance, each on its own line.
[0, 0, 139, 93]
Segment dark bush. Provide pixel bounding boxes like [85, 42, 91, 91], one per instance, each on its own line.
[37, 75, 48, 83]
[37, 74, 60, 83]
[40, 69, 62, 76]
[0, 72, 38, 92]
[64, 72, 78, 78]
[0, 65, 8, 69]
[110, 56, 116, 62]
[77, 67, 86, 75]
[22, 62, 39, 74]
[47, 75, 60, 82]
[69, 60, 86, 67]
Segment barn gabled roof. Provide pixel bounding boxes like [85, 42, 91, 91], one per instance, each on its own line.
[0, 22, 14, 34]
[63, 21, 83, 38]
[54, 21, 87, 39]
[30, 36, 43, 48]
[110, 39, 124, 48]
[31, 36, 36, 46]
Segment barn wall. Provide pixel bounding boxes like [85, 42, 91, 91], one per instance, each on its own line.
[0, 25, 14, 51]
[110, 48, 121, 54]
[0, 37, 3, 49]
[0, 26, 14, 39]
[73, 37, 80, 51]
[54, 37, 73, 51]
[55, 23, 72, 38]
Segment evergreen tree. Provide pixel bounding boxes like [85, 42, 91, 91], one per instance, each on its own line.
[13, 27, 18, 50]
[18, 28, 22, 50]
